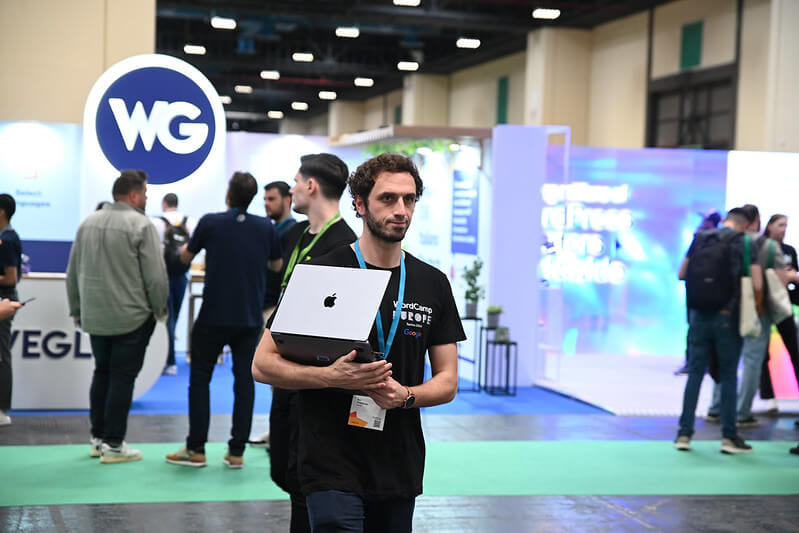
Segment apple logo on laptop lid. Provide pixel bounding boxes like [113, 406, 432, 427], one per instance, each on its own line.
[323, 293, 337, 308]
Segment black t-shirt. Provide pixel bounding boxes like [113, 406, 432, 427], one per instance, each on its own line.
[0, 227, 22, 289]
[782, 242, 799, 306]
[268, 218, 357, 307]
[283, 218, 357, 266]
[294, 245, 466, 501]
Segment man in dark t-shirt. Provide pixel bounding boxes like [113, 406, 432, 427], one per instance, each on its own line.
[253, 153, 465, 533]
[264, 181, 297, 311]
[676, 207, 761, 455]
[253, 153, 356, 533]
[166, 172, 282, 469]
[0, 193, 22, 426]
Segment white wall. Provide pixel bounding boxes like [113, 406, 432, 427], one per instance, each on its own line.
[651, 0, 736, 78]
[449, 52, 526, 127]
[0, 0, 155, 123]
[588, 12, 649, 148]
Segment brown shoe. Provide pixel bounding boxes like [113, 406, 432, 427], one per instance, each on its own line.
[166, 447, 207, 467]
[223, 451, 243, 469]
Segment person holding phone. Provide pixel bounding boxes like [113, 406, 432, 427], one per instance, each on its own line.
[0, 299, 21, 320]
[0, 194, 22, 427]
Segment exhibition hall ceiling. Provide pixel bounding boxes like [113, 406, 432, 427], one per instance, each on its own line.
[156, 0, 667, 132]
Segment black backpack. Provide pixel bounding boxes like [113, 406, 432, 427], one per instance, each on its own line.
[685, 229, 739, 311]
[160, 216, 191, 276]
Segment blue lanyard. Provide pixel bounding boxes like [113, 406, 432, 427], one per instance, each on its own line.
[354, 240, 405, 360]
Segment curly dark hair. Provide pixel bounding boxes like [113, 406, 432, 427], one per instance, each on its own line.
[348, 153, 424, 217]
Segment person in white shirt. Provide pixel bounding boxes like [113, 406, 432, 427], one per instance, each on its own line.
[152, 193, 197, 375]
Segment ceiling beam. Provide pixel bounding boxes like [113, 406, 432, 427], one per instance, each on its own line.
[157, 1, 538, 33]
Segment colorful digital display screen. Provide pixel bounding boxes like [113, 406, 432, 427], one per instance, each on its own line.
[541, 145, 728, 357]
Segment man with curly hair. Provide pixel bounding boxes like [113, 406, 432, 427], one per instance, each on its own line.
[253, 153, 465, 532]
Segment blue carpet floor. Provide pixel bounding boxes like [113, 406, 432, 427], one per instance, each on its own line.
[11, 354, 607, 417]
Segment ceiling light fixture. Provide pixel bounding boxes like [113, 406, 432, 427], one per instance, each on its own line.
[267, 110, 284, 119]
[354, 77, 374, 87]
[183, 44, 206, 55]
[210, 16, 237, 30]
[318, 91, 337, 100]
[292, 52, 314, 62]
[335, 27, 360, 38]
[397, 61, 419, 71]
[393, 0, 421, 6]
[234, 85, 253, 94]
[532, 8, 561, 20]
[220, 95, 232, 104]
[291, 101, 309, 111]
[260, 70, 280, 80]
[456, 37, 481, 49]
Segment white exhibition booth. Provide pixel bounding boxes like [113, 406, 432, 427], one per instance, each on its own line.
[10, 275, 167, 409]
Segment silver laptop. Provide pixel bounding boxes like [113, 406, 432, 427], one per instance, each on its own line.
[270, 263, 391, 366]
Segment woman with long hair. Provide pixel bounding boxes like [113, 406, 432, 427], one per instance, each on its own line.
[760, 214, 799, 413]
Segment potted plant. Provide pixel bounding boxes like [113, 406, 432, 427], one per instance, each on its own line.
[462, 258, 484, 318]
[486, 305, 502, 328]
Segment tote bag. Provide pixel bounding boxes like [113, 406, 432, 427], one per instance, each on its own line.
[765, 240, 793, 324]
[740, 234, 761, 338]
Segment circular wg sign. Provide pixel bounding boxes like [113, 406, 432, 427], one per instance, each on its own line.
[84, 54, 225, 185]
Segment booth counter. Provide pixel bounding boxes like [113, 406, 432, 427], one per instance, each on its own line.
[10, 273, 167, 409]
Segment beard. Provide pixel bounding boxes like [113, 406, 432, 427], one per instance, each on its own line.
[364, 206, 409, 243]
[267, 204, 284, 221]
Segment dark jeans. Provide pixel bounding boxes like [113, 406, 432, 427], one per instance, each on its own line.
[186, 323, 260, 456]
[271, 387, 309, 533]
[306, 490, 415, 533]
[0, 287, 17, 411]
[679, 310, 741, 440]
[89, 316, 156, 446]
[760, 316, 799, 400]
[165, 273, 188, 367]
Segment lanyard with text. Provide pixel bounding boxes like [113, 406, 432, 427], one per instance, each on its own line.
[281, 213, 340, 289]
[354, 240, 405, 361]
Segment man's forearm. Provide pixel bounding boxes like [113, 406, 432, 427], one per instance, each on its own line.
[407, 371, 457, 408]
[252, 332, 332, 390]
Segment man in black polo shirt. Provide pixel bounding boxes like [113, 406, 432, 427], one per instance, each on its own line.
[254, 153, 356, 533]
[253, 153, 465, 533]
[166, 172, 282, 469]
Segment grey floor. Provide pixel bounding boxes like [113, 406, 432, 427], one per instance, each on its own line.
[1, 412, 798, 532]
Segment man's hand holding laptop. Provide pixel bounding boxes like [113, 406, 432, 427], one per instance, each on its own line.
[323, 350, 392, 391]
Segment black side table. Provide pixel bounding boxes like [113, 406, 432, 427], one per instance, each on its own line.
[484, 340, 518, 396]
[457, 317, 482, 392]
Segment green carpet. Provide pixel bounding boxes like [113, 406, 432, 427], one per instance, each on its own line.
[1, 441, 797, 507]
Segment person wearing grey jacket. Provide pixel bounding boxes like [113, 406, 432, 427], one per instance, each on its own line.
[66, 170, 168, 464]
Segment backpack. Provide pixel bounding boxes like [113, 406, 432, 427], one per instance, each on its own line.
[685, 229, 739, 311]
[160, 216, 191, 276]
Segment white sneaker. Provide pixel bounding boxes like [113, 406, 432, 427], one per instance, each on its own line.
[162, 365, 178, 376]
[249, 431, 270, 449]
[90, 437, 102, 457]
[100, 441, 143, 464]
[0, 410, 11, 426]
[765, 398, 778, 414]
